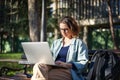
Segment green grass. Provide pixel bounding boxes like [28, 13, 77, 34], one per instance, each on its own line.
[0, 53, 22, 59]
[0, 53, 32, 76]
[0, 53, 23, 69]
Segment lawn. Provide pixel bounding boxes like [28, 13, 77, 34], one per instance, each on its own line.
[0, 53, 22, 68]
[0, 53, 32, 76]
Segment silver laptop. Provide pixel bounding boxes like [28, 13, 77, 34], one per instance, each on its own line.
[21, 42, 55, 65]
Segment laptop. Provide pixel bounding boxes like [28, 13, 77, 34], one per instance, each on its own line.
[21, 42, 55, 65]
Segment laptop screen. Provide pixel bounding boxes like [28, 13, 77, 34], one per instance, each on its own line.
[21, 42, 55, 65]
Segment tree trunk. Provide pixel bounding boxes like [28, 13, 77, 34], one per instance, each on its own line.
[106, 0, 119, 49]
[28, 0, 40, 41]
[83, 26, 88, 46]
[0, 0, 5, 53]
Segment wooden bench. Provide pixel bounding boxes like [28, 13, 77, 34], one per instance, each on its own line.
[19, 60, 34, 78]
[0, 59, 32, 77]
[0, 59, 22, 76]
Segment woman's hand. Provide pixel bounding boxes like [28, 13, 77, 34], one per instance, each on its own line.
[55, 61, 72, 69]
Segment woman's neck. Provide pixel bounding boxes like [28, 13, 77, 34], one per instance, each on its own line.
[63, 37, 72, 47]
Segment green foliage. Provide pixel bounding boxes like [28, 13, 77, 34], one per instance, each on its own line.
[89, 29, 115, 50]
[47, 17, 58, 31]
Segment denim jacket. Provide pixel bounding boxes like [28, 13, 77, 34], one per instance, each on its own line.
[50, 38, 88, 80]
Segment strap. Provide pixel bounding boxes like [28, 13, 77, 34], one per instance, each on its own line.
[87, 53, 99, 80]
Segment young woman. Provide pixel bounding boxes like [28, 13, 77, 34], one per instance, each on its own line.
[31, 16, 88, 80]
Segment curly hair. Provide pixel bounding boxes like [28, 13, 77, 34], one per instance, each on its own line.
[58, 16, 80, 37]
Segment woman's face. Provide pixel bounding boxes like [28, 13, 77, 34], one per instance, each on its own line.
[59, 23, 72, 38]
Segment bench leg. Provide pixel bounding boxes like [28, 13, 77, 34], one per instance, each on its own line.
[23, 65, 32, 78]
[0, 67, 9, 76]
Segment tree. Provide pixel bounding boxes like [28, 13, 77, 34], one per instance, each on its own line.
[28, 0, 40, 41]
[0, 0, 29, 53]
[105, 0, 119, 49]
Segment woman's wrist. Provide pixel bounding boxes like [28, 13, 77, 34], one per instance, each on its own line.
[66, 63, 72, 68]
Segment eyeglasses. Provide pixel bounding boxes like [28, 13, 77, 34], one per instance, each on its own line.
[60, 28, 69, 32]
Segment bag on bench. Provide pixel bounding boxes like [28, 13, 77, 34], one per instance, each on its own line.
[86, 50, 120, 80]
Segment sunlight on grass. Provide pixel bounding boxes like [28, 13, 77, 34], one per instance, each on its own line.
[0, 53, 33, 76]
[0, 53, 22, 59]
